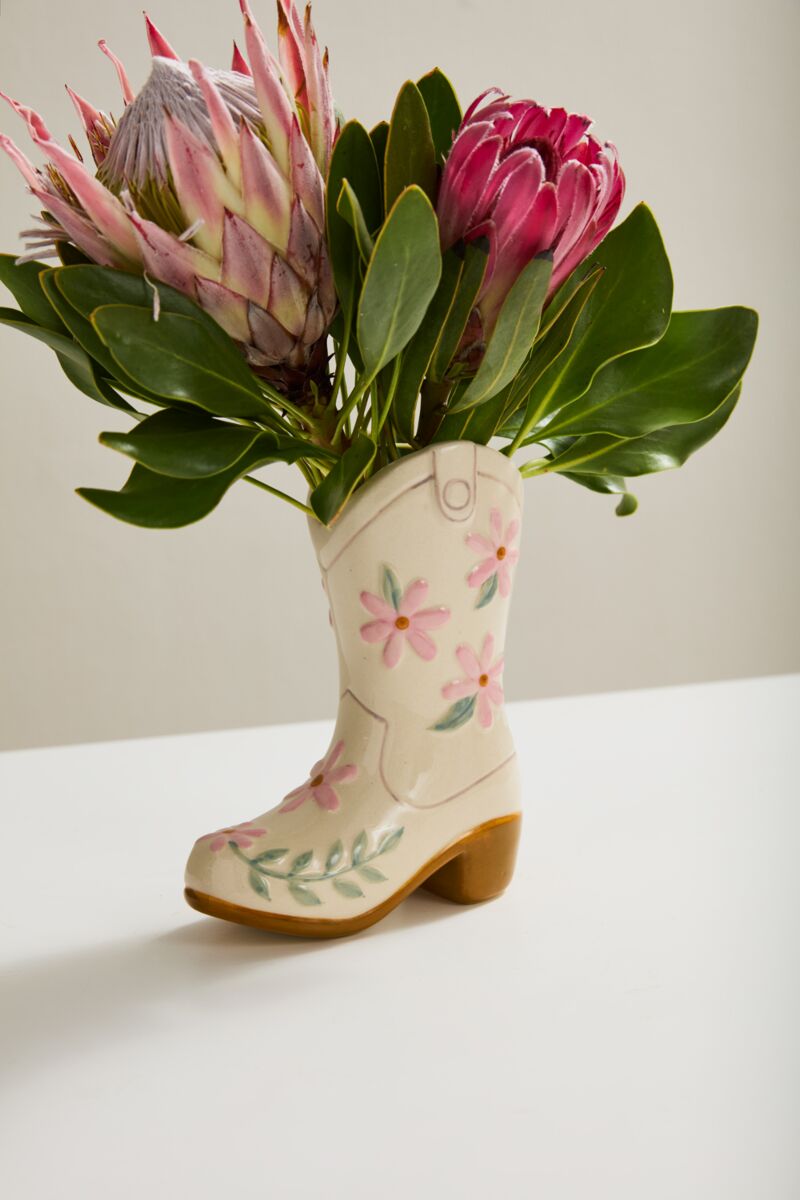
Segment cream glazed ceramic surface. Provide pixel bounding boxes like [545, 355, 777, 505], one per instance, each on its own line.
[185, 442, 524, 921]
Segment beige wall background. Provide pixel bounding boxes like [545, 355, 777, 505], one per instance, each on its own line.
[0, 0, 797, 751]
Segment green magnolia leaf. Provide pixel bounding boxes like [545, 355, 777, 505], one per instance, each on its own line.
[540, 306, 758, 439]
[77, 435, 292, 528]
[370, 121, 389, 191]
[384, 81, 437, 211]
[475, 572, 499, 608]
[56, 350, 138, 414]
[358, 865, 387, 884]
[53, 264, 224, 334]
[252, 847, 289, 864]
[430, 240, 489, 381]
[290, 850, 314, 874]
[248, 870, 270, 898]
[0, 254, 67, 333]
[559, 470, 638, 517]
[546, 384, 742, 478]
[517, 204, 673, 431]
[393, 248, 463, 439]
[357, 186, 442, 377]
[416, 68, 461, 161]
[433, 382, 514, 446]
[382, 565, 402, 610]
[451, 252, 554, 412]
[336, 179, 374, 263]
[99, 408, 316, 479]
[311, 433, 376, 525]
[332, 879, 364, 899]
[352, 831, 368, 865]
[430, 694, 477, 732]
[500, 267, 604, 440]
[325, 839, 344, 871]
[289, 881, 322, 906]
[90, 305, 270, 419]
[376, 827, 404, 856]
[327, 121, 383, 321]
[0, 305, 95, 365]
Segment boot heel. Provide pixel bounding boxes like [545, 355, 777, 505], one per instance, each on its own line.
[422, 814, 522, 905]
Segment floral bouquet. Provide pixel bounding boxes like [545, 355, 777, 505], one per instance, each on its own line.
[0, 2, 760, 937]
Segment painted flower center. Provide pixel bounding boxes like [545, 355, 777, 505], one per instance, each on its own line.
[496, 546, 507, 560]
[310, 773, 325, 788]
[395, 615, 410, 630]
[479, 673, 490, 687]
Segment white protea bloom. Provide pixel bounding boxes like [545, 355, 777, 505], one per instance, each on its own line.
[0, 2, 337, 381]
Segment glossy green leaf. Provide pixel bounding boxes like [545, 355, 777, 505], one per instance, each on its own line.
[97, 408, 314, 478]
[336, 179, 374, 263]
[332, 879, 364, 899]
[500, 267, 604, 439]
[0, 305, 93, 364]
[430, 240, 489, 380]
[326, 121, 383, 320]
[311, 433, 376, 525]
[41, 269, 153, 398]
[384, 81, 437, 210]
[518, 204, 673, 430]
[416, 68, 461, 161]
[0, 254, 67, 333]
[56, 350, 138, 413]
[357, 186, 442, 377]
[393, 248, 463, 439]
[77, 435, 291, 528]
[53, 264, 224, 333]
[541, 306, 758, 439]
[91, 305, 270, 418]
[546, 384, 741, 478]
[370, 121, 389, 193]
[451, 252, 554, 412]
[559, 470, 638, 517]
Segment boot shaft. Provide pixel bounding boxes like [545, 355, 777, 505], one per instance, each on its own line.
[310, 442, 523, 809]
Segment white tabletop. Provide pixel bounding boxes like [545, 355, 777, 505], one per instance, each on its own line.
[1, 675, 797, 1199]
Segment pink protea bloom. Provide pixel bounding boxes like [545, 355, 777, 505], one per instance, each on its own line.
[467, 507, 520, 598]
[442, 634, 504, 729]
[279, 741, 358, 813]
[360, 577, 450, 669]
[437, 90, 624, 354]
[198, 820, 267, 852]
[0, 2, 336, 378]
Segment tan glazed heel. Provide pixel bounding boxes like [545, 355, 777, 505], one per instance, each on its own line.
[423, 813, 522, 904]
[184, 813, 522, 939]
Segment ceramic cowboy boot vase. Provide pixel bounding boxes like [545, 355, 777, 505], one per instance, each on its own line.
[185, 442, 523, 937]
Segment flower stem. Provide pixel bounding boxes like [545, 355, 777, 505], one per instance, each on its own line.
[243, 474, 314, 516]
[230, 843, 385, 884]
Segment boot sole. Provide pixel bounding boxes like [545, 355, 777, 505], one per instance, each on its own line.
[184, 812, 522, 939]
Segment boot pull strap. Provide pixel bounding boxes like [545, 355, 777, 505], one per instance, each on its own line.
[432, 443, 477, 522]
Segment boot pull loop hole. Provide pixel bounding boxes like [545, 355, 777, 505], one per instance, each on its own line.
[433, 444, 478, 522]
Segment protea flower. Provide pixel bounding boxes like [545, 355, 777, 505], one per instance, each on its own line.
[437, 90, 624, 356]
[0, 1, 336, 384]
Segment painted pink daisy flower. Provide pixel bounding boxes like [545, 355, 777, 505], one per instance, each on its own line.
[360, 567, 450, 668]
[198, 821, 266, 853]
[467, 508, 520, 601]
[279, 741, 358, 813]
[440, 634, 505, 729]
